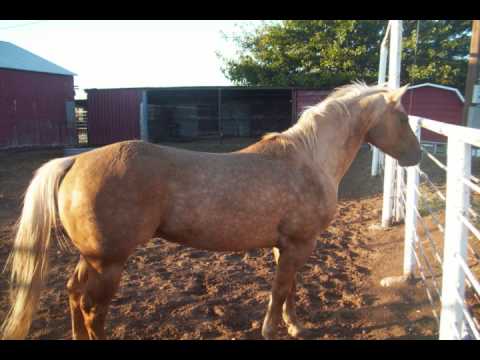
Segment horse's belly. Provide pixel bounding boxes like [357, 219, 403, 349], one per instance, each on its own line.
[157, 210, 281, 251]
[155, 159, 296, 251]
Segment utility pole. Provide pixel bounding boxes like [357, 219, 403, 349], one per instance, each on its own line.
[463, 20, 480, 128]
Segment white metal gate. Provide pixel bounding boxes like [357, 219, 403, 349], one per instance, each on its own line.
[382, 115, 480, 340]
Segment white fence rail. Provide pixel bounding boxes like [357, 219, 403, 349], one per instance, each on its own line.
[386, 115, 480, 340]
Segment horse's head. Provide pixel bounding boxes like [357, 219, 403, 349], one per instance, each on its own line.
[365, 85, 421, 167]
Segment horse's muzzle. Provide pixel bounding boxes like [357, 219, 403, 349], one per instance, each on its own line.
[398, 149, 421, 167]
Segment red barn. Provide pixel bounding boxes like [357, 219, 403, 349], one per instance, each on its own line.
[83, 84, 463, 148]
[86, 87, 306, 146]
[293, 90, 330, 119]
[86, 88, 144, 146]
[402, 83, 465, 145]
[0, 41, 76, 148]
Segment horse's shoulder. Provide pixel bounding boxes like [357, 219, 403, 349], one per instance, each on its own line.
[296, 163, 337, 213]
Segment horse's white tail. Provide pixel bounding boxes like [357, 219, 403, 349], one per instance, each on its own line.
[1, 156, 75, 340]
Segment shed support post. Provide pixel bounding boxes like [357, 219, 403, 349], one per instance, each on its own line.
[218, 88, 223, 144]
[139, 90, 149, 142]
[291, 89, 297, 125]
[65, 100, 76, 146]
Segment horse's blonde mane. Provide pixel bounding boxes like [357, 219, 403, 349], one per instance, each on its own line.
[321, 81, 389, 116]
[281, 81, 389, 159]
[329, 81, 386, 99]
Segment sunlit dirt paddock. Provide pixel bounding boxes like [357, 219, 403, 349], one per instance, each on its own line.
[3, 139, 472, 339]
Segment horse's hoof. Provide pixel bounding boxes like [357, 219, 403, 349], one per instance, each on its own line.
[287, 324, 306, 338]
[261, 326, 276, 340]
[380, 275, 412, 287]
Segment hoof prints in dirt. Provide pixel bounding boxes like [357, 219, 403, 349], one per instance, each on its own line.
[0, 149, 386, 339]
[0, 200, 378, 340]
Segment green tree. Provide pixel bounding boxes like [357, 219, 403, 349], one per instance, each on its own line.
[218, 20, 471, 91]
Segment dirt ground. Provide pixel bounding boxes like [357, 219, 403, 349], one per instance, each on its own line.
[0, 140, 454, 340]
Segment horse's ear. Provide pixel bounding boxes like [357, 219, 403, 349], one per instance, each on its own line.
[387, 84, 409, 105]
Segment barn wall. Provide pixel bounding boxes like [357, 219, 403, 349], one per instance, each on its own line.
[293, 90, 330, 121]
[85, 87, 464, 146]
[0, 68, 75, 148]
[402, 87, 464, 143]
[147, 88, 292, 141]
[87, 89, 142, 145]
[221, 89, 292, 137]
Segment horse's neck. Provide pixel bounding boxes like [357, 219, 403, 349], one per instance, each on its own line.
[245, 101, 372, 188]
[301, 103, 369, 187]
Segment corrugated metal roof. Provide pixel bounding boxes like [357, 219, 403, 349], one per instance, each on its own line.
[0, 41, 76, 76]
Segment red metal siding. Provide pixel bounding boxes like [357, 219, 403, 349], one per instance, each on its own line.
[294, 90, 330, 121]
[402, 87, 464, 143]
[87, 89, 142, 145]
[0, 68, 75, 148]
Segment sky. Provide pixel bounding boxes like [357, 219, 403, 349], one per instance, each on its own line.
[0, 20, 265, 99]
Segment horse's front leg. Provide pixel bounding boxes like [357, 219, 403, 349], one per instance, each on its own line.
[262, 238, 315, 339]
[272, 247, 304, 337]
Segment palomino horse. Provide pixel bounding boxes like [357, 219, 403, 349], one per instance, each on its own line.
[1, 82, 420, 340]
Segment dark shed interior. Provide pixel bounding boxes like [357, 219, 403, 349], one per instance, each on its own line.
[146, 88, 293, 142]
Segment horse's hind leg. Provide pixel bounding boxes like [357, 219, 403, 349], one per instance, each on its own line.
[272, 247, 304, 338]
[262, 239, 314, 339]
[67, 257, 89, 340]
[67, 257, 124, 339]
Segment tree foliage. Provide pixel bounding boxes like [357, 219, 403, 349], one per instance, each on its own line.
[218, 20, 471, 91]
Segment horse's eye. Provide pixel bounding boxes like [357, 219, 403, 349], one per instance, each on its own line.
[399, 113, 409, 122]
